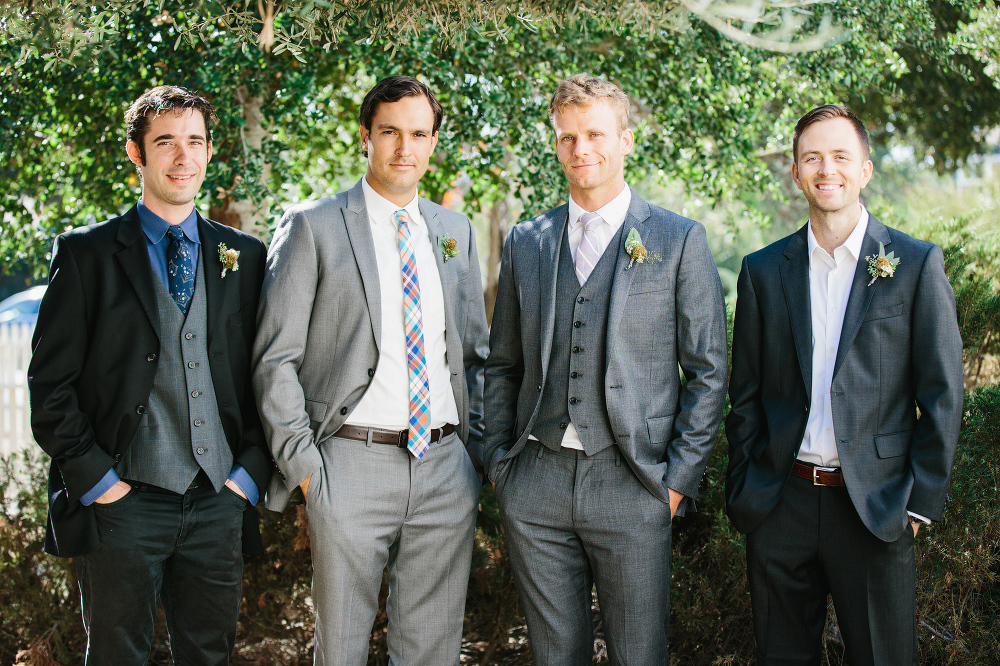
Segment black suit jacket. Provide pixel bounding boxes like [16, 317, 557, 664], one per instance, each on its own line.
[725, 215, 964, 542]
[28, 205, 271, 557]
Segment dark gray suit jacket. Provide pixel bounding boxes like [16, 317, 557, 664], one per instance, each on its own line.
[483, 189, 728, 510]
[725, 216, 964, 542]
[254, 179, 490, 511]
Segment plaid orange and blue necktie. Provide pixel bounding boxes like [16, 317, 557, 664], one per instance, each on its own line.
[395, 209, 431, 458]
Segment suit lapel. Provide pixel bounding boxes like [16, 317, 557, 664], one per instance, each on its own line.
[538, 206, 570, 378]
[606, 189, 648, 353]
[344, 180, 382, 351]
[833, 216, 890, 380]
[114, 206, 160, 340]
[779, 225, 813, 397]
[197, 215, 230, 346]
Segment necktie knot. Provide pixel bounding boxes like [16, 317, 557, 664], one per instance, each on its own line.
[394, 209, 411, 229]
[579, 211, 603, 232]
[167, 225, 186, 242]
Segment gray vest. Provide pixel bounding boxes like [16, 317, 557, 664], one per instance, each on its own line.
[531, 223, 622, 455]
[116, 252, 232, 494]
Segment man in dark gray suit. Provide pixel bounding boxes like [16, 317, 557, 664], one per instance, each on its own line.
[253, 76, 489, 665]
[483, 74, 728, 665]
[726, 105, 964, 664]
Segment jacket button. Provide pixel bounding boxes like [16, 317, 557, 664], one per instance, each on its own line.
[577, 296, 585, 304]
[570, 371, 579, 378]
[136, 405, 146, 414]
[572, 346, 582, 353]
[340, 407, 348, 415]
[188, 361, 197, 369]
[191, 391, 200, 398]
[368, 368, 375, 377]
[536, 384, 542, 392]
[573, 321, 583, 328]
[115, 454, 122, 462]
[196, 447, 206, 455]
[560, 422, 568, 429]
[569, 397, 579, 405]
[146, 353, 156, 362]
[194, 419, 203, 427]
[185, 333, 195, 340]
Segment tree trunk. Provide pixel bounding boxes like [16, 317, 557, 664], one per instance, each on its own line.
[484, 195, 510, 326]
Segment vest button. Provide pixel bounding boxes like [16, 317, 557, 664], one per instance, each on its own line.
[188, 361, 197, 369]
[191, 391, 200, 398]
[340, 406, 348, 415]
[194, 419, 203, 427]
[569, 397, 579, 405]
[196, 447, 206, 455]
[577, 297, 585, 304]
[135, 405, 145, 414]
[146, 353, 156, 362]
[368, 368, 376, 377]
[560, 422, 568, 429]
[185, 333, 195, 340]
[537, 384, 542, 392]
[573, 321, 583, 328]
[115, 454, 122, 462]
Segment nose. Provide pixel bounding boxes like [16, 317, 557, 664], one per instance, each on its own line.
[395, 134, 412, 156]
[817, 157, 833, 175]
[173, 143, 192, 164]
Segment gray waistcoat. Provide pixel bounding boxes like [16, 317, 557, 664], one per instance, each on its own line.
[531, 223, 622, 455]
[116, 252, 232, 494]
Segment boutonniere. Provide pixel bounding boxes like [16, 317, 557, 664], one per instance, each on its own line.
[438, 234, 459, 262]
[865, 242, 900, 286]
[218, 243, 240, 278]
[624, 228, 661, 270]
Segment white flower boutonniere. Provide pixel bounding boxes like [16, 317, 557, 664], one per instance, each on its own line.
[438, 234, 459, 262]
[865, 242, 899, 286]
[624, 228, 661, 270]
[218, 243, 240, 278]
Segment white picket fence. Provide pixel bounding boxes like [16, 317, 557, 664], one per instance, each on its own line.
[0, 322, 34, 458]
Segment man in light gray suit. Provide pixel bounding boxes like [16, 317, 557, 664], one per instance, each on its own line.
[253, 76, 489, 665]
[726, 105, 964, 664]
[483, 74, 728, 664]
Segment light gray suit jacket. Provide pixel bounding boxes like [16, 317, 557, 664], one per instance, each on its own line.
[254, 179, 490, 511]
[483, 189, 729, 512]
[725, 216, 964, 542]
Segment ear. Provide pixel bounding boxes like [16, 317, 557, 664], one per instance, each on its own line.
[791, 160, 802, 191]
[206, 140, 213, 163]
[430, 131, 438, 153]
[860, 158, 873, 189]
[359, 126, 370, 153]
[126, 140, 143, 167]
[621, 128, 635, 156]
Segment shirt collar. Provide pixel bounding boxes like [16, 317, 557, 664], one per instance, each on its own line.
[807, 204, 869, 264]
[568, 184, 632, 232]
[138, 200, 200, 245]
[362, 175, 422, 229]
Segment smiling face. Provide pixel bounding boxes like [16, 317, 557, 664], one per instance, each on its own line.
[126, 108, 212, 225]
[360, 94, 439, 207]
[792, 116, 873, 222]
[553, 99, 634, 211]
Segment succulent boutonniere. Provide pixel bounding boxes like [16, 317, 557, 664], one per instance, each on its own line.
[865, 242, 900, 286]
[218, 243, 240, 278]
[624, 228, 661, 270]
[438, 234, 459, 262]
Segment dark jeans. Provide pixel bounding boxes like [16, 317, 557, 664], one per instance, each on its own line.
[76, 481, 246, 666]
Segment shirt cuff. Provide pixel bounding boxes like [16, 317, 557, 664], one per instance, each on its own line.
[228, 465, 259, 506]
[907, 511, 931, 525]
[80, 469, 120, 506]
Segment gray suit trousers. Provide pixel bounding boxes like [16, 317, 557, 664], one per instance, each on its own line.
[305, 432, 480, 666]
[496, 441, 672, 666]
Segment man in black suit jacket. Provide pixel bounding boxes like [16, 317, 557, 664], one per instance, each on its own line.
[726, 105, 964, 664]
[28, 86, 270, 665]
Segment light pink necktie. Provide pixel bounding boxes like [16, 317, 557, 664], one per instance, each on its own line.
[575, 212, 604, 285]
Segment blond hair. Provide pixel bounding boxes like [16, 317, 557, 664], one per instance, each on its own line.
[548, 74, 630, 133]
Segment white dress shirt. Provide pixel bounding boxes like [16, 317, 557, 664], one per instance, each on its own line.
[797, 205, 869, 468]
[534, 184, 632, 450]
[347, 176, 459, 430]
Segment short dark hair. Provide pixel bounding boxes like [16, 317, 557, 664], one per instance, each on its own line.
[359, 76, 443, 155]
[792, 104, 870, 162]
[125, 85, 217, 165]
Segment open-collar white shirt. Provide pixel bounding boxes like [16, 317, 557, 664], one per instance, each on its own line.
[347, 176, 459, 431]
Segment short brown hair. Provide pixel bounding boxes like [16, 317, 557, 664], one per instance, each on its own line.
[548, 74, 630, 133]
[793, 104, 870, 161]
[359, 76, 443, 156]
[125, 86, 217, 165]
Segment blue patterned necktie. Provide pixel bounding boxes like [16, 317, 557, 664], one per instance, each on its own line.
[395, 209, 431, 458]
[166, 225, 195, 314]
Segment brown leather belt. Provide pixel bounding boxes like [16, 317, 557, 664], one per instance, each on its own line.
[791, 460, 846, 487]
[333, 423, 455, 448]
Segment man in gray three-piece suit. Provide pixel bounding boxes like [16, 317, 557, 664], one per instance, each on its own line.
[483, 74, 729, 664]
[253, 76, 489, 665]
[726, 105, 964, 664]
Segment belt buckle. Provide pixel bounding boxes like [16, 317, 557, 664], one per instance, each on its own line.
[813, 465, 837, 486]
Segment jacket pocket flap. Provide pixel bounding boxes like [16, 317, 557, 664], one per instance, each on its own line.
[874, 431, 912, 458]
[863, 302, 904, 321]
[646, 414, 676, 444]
[304, 399, 328, 423]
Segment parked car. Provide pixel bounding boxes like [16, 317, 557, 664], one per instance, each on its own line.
[0, 285, 46, 326]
